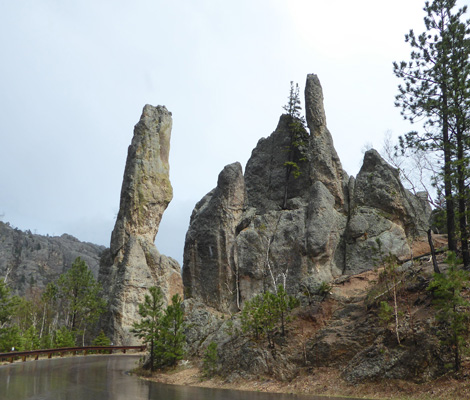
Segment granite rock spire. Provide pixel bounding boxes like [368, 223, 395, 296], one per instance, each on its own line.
[182, 75, 430, 313]
[99, 105, 182, 344]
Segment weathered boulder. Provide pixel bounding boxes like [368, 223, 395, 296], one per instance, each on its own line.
[99, 105, 182, 344]
[182, 298, 230, 357]
[307, 302, 375, 368]
[352, 149, 430, 235]
[342, 331, 447, 383]
[182, 300, 299, 381]
[344, 149, 432, 274]
[218, 338, 299, 381]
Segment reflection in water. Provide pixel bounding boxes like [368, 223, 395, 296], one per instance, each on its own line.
[0, 355, 366, 400]
[0, 356, 146, 400]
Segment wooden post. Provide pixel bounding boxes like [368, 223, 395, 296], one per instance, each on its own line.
[48, 353, 52, 359]
[35, 354, 39, 360]
[22, 356, 26, 362]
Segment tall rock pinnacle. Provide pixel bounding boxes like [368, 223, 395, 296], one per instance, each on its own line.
[305, 73, 327, 131]
[305, 74, 347, 208]
[182, 74, 430, 313]
[110, 105, 173, 260]
[99, 105, 182, 345]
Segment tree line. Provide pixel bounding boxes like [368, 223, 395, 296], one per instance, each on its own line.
[394, 0, 470, 267]
[392, 1, 470, 371]
[0, 257, 107, 352]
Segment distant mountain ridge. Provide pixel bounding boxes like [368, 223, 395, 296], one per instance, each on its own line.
[0, 221, 105, 295]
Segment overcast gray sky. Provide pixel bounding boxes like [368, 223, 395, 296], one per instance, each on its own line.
[1, 0, 464, 265]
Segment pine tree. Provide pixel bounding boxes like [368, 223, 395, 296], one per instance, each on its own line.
[157, 294, 185, 368]
[0, 281, 21, 352]
[21, 326, 41, 350]
[132, 289, 186, 370]
[241, 285, 298, 348]
[40, 282, 59, 342]
[131, 286, 164, 371]
[445, 6, 470, 267]
[283, 81, 303, 119]
[54, 326, 76, 348]
[282, 81, 308, 209]
[202, 342, 218, 377]
[57, 257, 107, 343]
[0, 280, 18, 328]
[393, 0, 470, 263]
[92, 330, 111, 346]
[427, 252, 470, 371]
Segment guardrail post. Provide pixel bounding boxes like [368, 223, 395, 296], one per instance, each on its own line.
[0, 345, 145, 364]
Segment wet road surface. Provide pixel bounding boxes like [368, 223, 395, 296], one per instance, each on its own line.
[0, 355, 369, 400]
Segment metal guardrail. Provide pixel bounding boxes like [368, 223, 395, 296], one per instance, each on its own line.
[0, 345, 146, 363]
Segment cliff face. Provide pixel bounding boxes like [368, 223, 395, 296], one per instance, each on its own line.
[0, 221, 104, 295]
[183, 162, 246, 311]
[99, 105, 183, 344]
[182, 74, 431, 313]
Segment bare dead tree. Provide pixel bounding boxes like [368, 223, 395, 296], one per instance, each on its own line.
[258, 215, 291, 293]
[381, 131, 439, 207]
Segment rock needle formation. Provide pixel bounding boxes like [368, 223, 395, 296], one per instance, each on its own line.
[183, 74, 431, 313]
[99, 105, 182, 344]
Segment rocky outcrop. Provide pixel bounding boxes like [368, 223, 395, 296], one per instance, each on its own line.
[110, 105, 173, 257]
[182, 298, 300, 381]
[306, 262, 449, 384]
[182, 74, 431, 313]
[99, 105, 182, 344]
[342, 331, 446, 383]
[305, 74, 348, 208]
[344, 149, 431, 274]
[183, 163, 246, 313]
[0, 221, 104, 295]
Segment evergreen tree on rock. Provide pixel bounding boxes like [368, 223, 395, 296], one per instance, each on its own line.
[394, 0, 470, 267]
